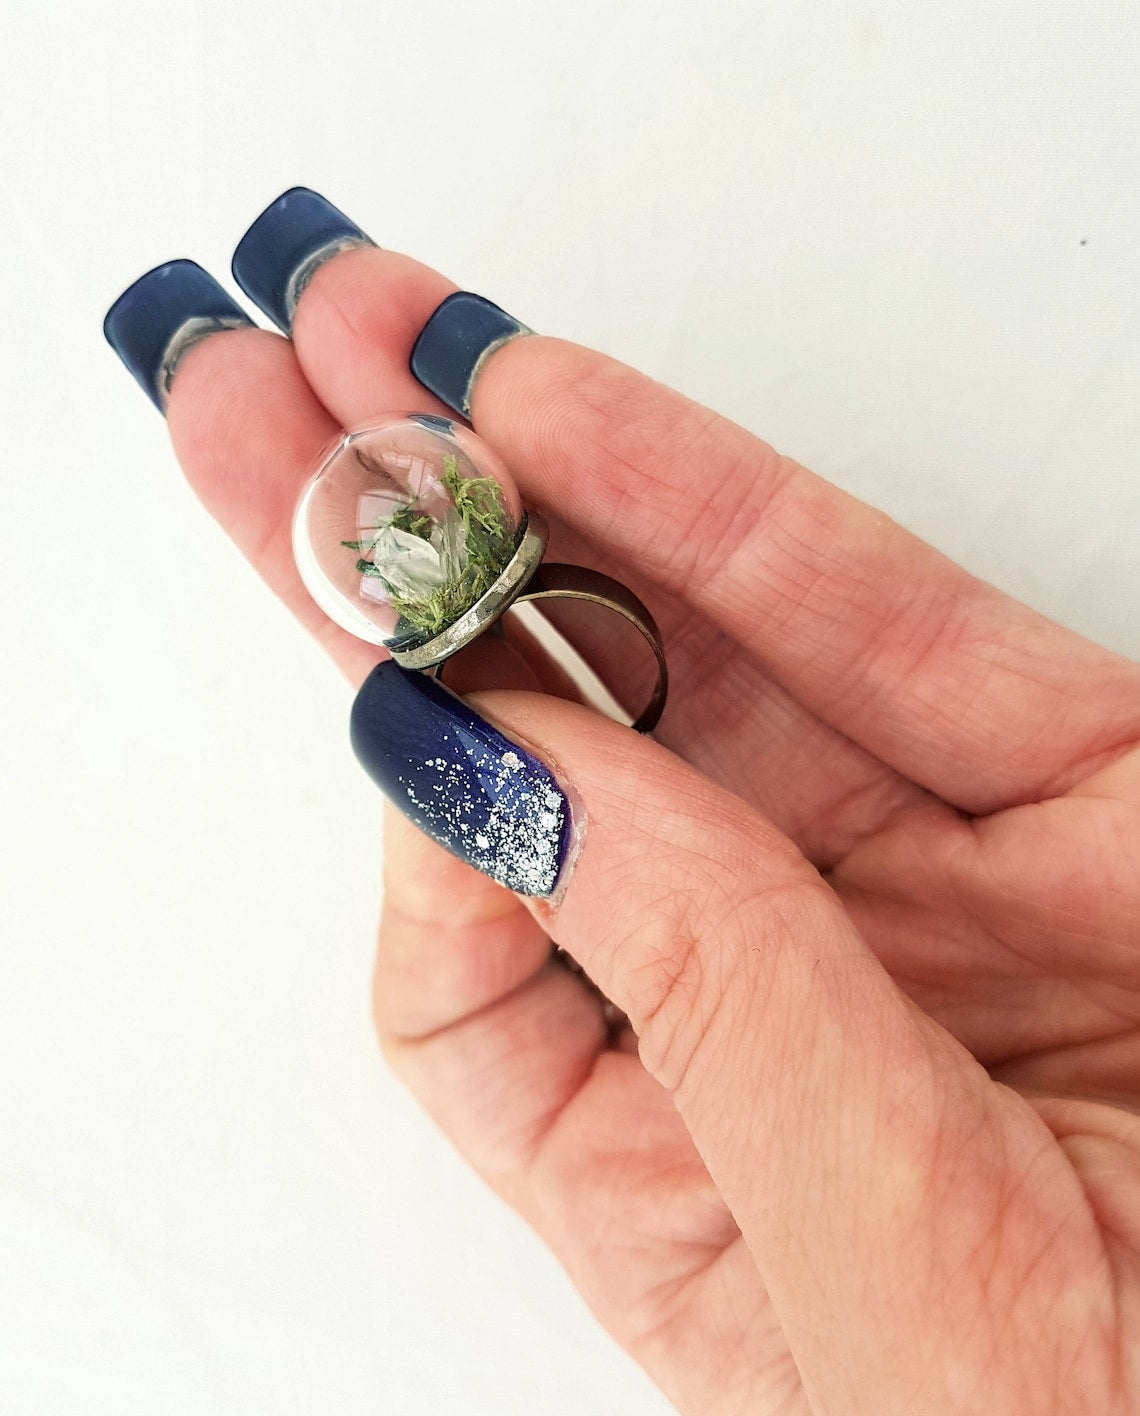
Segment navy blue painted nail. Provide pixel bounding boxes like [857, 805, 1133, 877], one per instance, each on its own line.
[231, 186, 375, 333]
[350, 662, 571, 897]
[410, 291, 534, 419]
[103, 260, 253, 413]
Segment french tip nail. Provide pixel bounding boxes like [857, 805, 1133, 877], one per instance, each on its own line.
[231, 186, 375, 333]
[103, 259, 253, 413]
[350, 662, 571, 898]
[409, 291, 534, 419]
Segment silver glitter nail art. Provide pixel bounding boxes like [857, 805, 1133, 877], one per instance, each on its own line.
[400, 741, 567, 897]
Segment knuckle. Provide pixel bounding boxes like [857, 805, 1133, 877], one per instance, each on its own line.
[628, 848, 826, 1095]
[531, 347, 782, 588]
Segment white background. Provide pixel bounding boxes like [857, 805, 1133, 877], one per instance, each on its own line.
[1, 2, 1137, 1413]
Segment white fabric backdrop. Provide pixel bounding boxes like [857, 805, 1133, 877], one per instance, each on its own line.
[1, 2, 1136, 1412]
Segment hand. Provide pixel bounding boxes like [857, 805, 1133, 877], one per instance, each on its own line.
[112, 211, 1140, 1414]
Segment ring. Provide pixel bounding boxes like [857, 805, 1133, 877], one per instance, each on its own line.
[292, 413, 669, 733]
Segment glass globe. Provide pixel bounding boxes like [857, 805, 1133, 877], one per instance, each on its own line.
[293, 414, 525, 650]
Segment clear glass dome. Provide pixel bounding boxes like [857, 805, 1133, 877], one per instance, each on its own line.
[293, 414, 524, 649]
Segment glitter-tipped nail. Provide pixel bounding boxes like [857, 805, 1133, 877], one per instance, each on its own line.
[350, 662, 571, 897]
[103, 260, 254, 413]
[231, 186, 375, 333]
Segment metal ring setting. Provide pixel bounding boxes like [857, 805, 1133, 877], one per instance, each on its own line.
[389, 513, 669, 733]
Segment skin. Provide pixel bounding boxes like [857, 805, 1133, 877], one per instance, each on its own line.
[164, 244, 1140, 1415]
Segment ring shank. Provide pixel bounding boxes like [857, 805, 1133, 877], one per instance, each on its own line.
[515, 564, 669, 733]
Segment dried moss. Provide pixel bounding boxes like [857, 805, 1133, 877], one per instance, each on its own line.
[342, 455, 518, 640]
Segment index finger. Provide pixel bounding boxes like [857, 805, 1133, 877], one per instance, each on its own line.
[254, 221, 1140, 814]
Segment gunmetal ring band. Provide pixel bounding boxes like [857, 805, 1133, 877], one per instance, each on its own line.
[389, 513, 669, 734]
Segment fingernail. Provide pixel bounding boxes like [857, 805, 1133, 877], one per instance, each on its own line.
[231, 186, 375, 333]
[103, 259, 254, 413]
[350, 662, 571, 897]
[410, 291, 534, 419]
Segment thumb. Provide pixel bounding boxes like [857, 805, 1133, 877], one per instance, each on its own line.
[351, 664, 1109, 1411]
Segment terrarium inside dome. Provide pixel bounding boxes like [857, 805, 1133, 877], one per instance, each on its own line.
[293, 415, 525, 649]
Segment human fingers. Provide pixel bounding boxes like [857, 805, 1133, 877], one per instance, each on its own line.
[101, 253, 793, 1411]
[530, 518, 930, 863]
[375, 804, 802, 1416]
[348, 669, 1123, 1412]
[231, 192, 1140, 815]
[371, 636, 597, 1065]
[102, 254, 454, 686]
[374, 805, 606, 1179]
[103, 247, 913, 870]
[224, 191, 933, 860]
[435, 321, 1140, 814]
